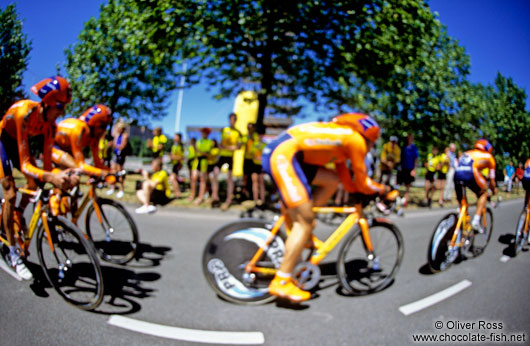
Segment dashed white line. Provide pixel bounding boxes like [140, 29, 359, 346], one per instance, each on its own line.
[399, 280, 472, 316]
[107, 315, 265, 345]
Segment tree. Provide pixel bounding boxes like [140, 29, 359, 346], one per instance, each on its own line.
[64, 0, 180, 123]
[0, 4, 31, 114]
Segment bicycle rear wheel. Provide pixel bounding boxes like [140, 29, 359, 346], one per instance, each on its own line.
[85, 198, 139, 264]
[337, 219, 403, 295]
[427, 213, 459, 273]
[470, 207, 493, 257]
[37, 215, 104, 310]
[513, 210, 528, 256]
[202, 219, 285, 305]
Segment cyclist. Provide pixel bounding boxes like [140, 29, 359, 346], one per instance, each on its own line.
[0, 76, 79, 280]
[52, 104, 113, 177]
[522, 158, 530, 208]
[454, 139, 498, 232]
[262, 113, 389, 302]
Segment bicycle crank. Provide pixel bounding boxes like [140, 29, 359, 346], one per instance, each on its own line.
[293, 262, 321, 291]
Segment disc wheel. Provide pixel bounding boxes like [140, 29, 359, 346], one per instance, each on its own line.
[202, 219, 286, 305]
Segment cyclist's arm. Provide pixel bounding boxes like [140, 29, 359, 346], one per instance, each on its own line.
[70, 131, 108, 177]
[347, 143, 385, 195]
[15, 113, 48, 181]
[89, 141, 110, 175]
[52, 147, 76, 169]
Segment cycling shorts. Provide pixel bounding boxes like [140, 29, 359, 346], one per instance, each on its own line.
[522, 177, 530, 192]
[262, 133, 318, 208]
[0, 132, 18, 178]
[454, 173, 486, 202]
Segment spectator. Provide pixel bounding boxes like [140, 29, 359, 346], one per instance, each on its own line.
[379, 136, 400, 185]
[399, 133, 418, 207]
[503, 161, 515, 192]
[436, 147, 450, 207]
[443, 143, 457, 202]
[423, 145, 439, 208]
[135, 157, 172, 214]
[250, 132, 267, 207]
[108, 122, 129, 199]
[169, 133, 185, 198]
[217, 113, 242, 210]
[193, 127, 214, 205]
[98, 130, 113, 168]
[208, 139, 221, 206]
[242, 122, 259, 200]
[515, 162, 524, 193]
[186, 138, 198, 202]
[147, 126, 167, 158]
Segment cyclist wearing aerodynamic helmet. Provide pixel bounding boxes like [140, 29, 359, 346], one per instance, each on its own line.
[454, 139, 498, 232]
[52, 104, 113, 177]
[0, 76, 79, 280]
[262, 113, 391, 303]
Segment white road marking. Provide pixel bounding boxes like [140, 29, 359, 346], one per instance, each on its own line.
[399, 280, 472, 316]
[107, 315, 265, 345]
[500, 255, 511, 263]
[0, 259, 22, 281]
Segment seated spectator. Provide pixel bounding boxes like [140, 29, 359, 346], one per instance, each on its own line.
[135, 158, 172, 214]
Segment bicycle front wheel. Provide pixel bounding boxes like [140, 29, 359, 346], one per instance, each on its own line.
[85, 198, 139, 264]
[202, 219, 286, 305]
[337, 219, 403, 295]
[37, 216, 104, 310]
[470, 207, 493, 257]
[513, 210, 528, 256]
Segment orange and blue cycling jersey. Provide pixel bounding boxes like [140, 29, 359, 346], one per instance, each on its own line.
[52, 118, 109, 176]
[0, 100, 55, 180]
[454, 149, 496, 193]
[262, 122, 384, 208]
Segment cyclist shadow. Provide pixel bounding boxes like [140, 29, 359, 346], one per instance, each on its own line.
[127, 242, 172, 268]
[497, 233, 526, 257]
[92, 264, 161, 315]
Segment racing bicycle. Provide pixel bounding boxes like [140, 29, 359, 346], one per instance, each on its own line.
[427, 197, 493, 272]
[0, 186, 104, 310]
[203, 192, 404, 304]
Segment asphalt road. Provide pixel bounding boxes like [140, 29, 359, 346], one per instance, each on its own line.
[1, 198, 529, 346]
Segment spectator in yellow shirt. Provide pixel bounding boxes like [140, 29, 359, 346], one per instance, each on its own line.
[379, 136, 401, 185]
[217, 113, 242, 210]
[169, 133, 185, 198]
[147, 127, 167, 158]
[135, 158, 172, 214]
[436, 147, 450, 206]
[423, 146, 439, 207]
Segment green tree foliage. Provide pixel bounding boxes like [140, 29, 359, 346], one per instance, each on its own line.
[64, 0, 179, 123]
[0, 4, 31, 114]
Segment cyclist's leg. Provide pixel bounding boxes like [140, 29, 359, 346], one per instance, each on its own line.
[312, 167, 339, 206]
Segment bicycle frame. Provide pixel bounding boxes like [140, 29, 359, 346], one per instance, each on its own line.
[0, 188, 56, 257]
[244, 204, 371, 276]
[449, 198, 489, 248]
[68, 183, 104, 226]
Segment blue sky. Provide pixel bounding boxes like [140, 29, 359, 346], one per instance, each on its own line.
[3, 0, 529, 136]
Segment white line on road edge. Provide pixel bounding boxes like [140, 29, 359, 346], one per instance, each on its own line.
[500, 255, 511, 263]
[107, 315, 265, 345]
[0, 259, 22, 281]
[399, 280, 472, 316]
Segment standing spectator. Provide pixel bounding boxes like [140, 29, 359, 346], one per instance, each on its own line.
[135, 157, 172, 214]
[250, 132, 267, 207]
[169, 133, 185, 198]
[208, 139, 221, 206]
[399, 133, 418, 207]
[98, 130, 113, 168]
[515, 162, 524, 193]
[379, 136, 401, 185]
[436, 147, 450, 206]
[193, 127, 214, 205]
[423, 146, 439, 207]
[443, 143, 457, 202]
[186, 138, 198, 202]
[242, 122, 259, 199]
[147, 126, 167, 158]
[503, 160, 515, 192]
[108, 122, 129, 199]
[217, 113, 242, 210]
